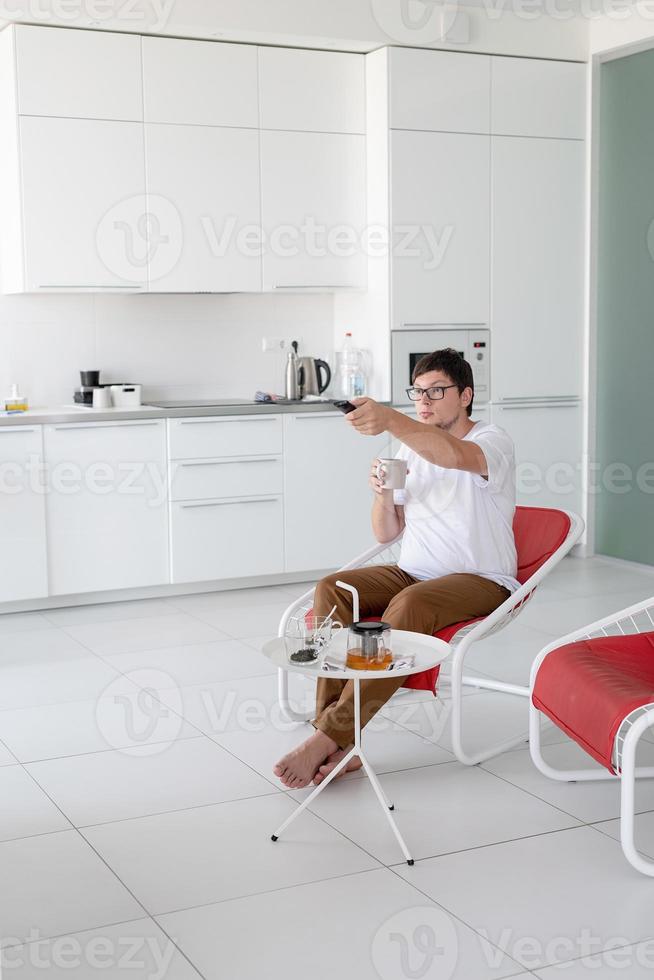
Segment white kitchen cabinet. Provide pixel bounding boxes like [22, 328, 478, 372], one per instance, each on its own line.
[44, 421, 168, 595]
[171, 496, 284, 583]
[170, 456, 283, 502]
[18, 116, 147, 291]
[491, 57, 586, 139]
[492, 402, 583, 515]
[14, 24, 142, 121]
[391, 130, 490, 327]
[284, 413, 388, 572]
[260, 130, 366, 290]
[258, 47, 365, 134]
[145, 124, 262, 292]
[142, 36, 258, 127]
[491, 136, 584, 401]
[0, 426, 48, 602]
[389, 48, 491, 134]
[168, 415, 282, 461]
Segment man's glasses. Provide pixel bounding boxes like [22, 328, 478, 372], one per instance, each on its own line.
[405, 384, 458, 402]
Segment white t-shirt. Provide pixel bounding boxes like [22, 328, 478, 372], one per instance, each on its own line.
[393, 421, 520, 593]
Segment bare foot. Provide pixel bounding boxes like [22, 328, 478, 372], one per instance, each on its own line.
[273, 730, 339, 789]
[312, 748, 363, 785]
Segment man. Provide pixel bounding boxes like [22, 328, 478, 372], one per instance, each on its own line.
[274, 348, 518, 789]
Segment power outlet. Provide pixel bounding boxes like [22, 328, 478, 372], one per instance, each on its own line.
[261, 337, 299, 353]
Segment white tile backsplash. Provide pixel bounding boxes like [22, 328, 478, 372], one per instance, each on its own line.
[0, 291, 335, 406]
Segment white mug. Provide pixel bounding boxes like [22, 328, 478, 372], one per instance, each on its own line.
[376, 458, 407, 490]
[92, 387, 112, 409]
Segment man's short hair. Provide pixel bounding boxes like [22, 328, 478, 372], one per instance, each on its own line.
[412, 348, 474, 418]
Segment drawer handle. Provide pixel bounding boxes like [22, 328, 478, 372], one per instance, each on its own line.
[0, 426, 38, 433]
[272, 284, 356, 290]
[178, 457, 280, 467]
[180, 496, 279, 509]
[496, 403, 575, 411]
[177, 417, 277, 425]
[51, 421, 160, 430]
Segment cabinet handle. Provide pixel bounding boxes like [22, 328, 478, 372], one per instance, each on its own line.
[0, 426, 38, 433]
[496, 403, 576, 411]
[498, 396, 578, 404]
[36, 285, 145, 290]
[177, 417, 277, 425]
[51, 421, 160, 430]
[397, 322, 487, 329]
[180, 496, 279, 508]
[272, 284, 356, 290]
[177, 457, 280, 467]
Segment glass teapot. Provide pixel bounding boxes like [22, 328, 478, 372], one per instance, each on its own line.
[346, 621, 392, 671]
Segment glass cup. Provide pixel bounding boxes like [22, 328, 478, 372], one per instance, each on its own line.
[285, 614, 342, 665]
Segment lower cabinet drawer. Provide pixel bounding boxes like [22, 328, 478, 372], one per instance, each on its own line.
[170, 456, 282, 501]
[170, 495, 284, 583]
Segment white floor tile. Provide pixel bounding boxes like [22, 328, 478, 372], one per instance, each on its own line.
[534, 940, 654, 978]
[463, 621, 555, 686]
[290, 762, 579, 865]
[103, 637, 275, 688]
[593, 810, 654, 860]
[191, 602, 291, 638]
[394, 827, 654, 970]
[27, 737, 276, 826]
[0, 637, 134, 711]
[0, 766, 71, 842]
[0, 692, 199, 763]
[156, 673, 315, 739]
[547, 557, 654, 600]
[1, 917, 202, 978]
[62, 614, 228, 656]
[517, 590, 653, 638]
[0, 611, 52, 634]
[83, 794, 380, 914]
[157, 867, 524, 980]
[215, 717, 454, 789]
[43, 597, 181, 627]
[0, 830, 143, 948]
[483, 740, 654, 824]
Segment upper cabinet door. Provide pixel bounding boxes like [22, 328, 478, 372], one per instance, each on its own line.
[391, 130, 490, 327]
[258, 47, 365, 134]
[20, 116, 147, 290]
[389, 48, 490, 133]
[491, 57, 586, 139]
[142, 36, 258, 127]
[260, 130, 366, 290]
[145, 123, 262, 292]
[491, 136, 585, 401]
[14, 25, 142, 120]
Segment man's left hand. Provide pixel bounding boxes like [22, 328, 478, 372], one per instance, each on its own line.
[346, 398, 393, 436]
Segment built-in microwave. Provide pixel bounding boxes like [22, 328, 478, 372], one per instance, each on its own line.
[391, 326, 490, 407]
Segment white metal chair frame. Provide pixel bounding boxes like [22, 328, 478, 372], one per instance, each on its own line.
[277, 508, 584, 767]
[529, 596, 654, 876]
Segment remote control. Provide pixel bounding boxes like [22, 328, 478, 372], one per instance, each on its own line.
[333, 400, 357, 414]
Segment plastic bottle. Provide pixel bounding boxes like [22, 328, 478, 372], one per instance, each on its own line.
[5, 384, 28, 413]
[336, 332, 367, 398]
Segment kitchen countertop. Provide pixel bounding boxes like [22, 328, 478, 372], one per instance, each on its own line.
[0, 400, 354, 426]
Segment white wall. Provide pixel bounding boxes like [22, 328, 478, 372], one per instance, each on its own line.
[590, 5, 654, 55]
[0, 0, 590, 60]
[0, 291, 335, 406]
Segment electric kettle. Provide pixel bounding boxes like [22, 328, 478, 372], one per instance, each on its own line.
[297, 357, 331, 398]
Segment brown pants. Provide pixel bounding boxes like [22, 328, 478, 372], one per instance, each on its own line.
[312, 565, 510, 749]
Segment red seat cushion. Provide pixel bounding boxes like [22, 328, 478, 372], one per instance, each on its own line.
[532, 632, 654, 772]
